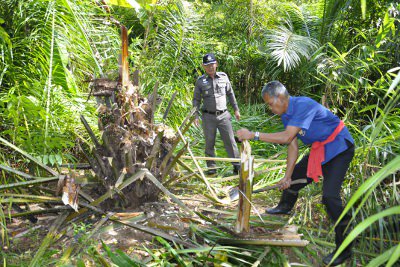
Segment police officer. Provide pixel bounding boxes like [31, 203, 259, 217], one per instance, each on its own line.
[237, 81, 355, 266]
[193, 53, 241, 175]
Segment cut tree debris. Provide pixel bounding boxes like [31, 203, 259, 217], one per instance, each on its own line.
[0, 21, 309, 267]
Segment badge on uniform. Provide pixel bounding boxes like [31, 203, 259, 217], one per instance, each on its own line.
[202, 79, 207, 84]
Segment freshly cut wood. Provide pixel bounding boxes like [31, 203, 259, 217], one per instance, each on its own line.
[220, 225, 309, 247]
[218, 237, 309, 247]
[235, 140, 254, 233]
[60, 175, 79, 212]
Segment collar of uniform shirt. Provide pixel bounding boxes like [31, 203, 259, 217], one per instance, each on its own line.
[206, 72, 222, 79]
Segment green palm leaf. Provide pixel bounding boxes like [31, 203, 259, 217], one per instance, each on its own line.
[339, 155, 400, 223]
[365, 245, 398, 267]
[0, 18, 12, 49]
[333, 206, 400, 266]
[387, 244, 400, 267]
[266, 22, 318, 72]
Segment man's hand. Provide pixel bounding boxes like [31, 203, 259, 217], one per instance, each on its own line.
[278, 176, 292, 190]
[236, 128, 253, 141]
[234, 110, 241, 121]
[194, 118, 200, 127]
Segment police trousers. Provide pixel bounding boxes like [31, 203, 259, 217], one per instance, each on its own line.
[288, 141, 355, 222]
[201, 111, 240, 169]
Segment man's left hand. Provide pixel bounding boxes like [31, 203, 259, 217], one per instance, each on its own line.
[234, 110, 241, 121]
[278, 176, 292, 190]
[236, 128, 253, 141]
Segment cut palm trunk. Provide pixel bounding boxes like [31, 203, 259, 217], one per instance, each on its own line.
[230, 142, 309, 247]
[235, 140, 254, 233]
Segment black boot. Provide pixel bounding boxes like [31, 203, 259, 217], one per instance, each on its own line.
[266, 189, 298, 215]
[206, 168, 217, 175]
[233, 165, 240, 175]
[323, 222, 353, 266]
[206, 165, 217, 175]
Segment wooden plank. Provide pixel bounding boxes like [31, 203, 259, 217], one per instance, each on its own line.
[218, 237, 309, 247]
[180, 155, 284, 163]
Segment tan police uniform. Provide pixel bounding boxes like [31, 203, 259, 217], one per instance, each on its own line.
[193, 71, 240, 172]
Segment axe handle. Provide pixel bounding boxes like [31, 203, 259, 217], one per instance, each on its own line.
[253, 178, 308, 194]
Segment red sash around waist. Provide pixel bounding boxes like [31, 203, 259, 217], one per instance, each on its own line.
[307, 120, 345, 182]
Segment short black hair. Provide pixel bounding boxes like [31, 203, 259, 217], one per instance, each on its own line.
[261, 81, 289, 99]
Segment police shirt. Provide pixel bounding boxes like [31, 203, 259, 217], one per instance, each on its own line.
[281, 96, 354, 164]
[193, 72, 239, 116]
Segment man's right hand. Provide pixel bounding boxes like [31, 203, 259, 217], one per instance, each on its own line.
[236, 128, 254, 141]
[194, 118, 200, 127]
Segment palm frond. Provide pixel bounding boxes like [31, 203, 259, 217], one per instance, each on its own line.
[266, 22, 319, 72]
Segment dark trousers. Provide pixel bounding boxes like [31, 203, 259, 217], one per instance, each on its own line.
[289, 141, 355, 222]
[201, 111, 240, 169]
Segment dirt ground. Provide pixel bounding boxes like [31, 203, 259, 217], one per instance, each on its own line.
[2, 187, 334, 266]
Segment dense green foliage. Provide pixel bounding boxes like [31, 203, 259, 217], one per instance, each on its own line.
[0, 0, 120, 164]
[0, 0, 399, 266]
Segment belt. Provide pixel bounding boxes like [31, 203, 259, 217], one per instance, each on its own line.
[202, 109, 227, 116]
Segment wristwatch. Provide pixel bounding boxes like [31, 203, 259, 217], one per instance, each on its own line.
[253, 131, 260, 141]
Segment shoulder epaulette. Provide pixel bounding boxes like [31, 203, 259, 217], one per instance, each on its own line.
[197, 74, 206, 80]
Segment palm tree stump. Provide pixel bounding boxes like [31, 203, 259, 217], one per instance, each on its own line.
[78, 25, 177, 210]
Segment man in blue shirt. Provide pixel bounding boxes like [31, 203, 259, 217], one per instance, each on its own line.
[237, 81, 355, 266]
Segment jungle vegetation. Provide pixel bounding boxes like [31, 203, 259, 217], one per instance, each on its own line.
[0, 0, 399, 266]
